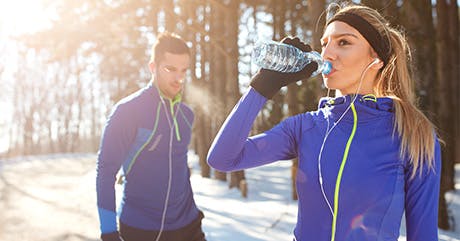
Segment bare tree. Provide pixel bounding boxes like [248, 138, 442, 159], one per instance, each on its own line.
[435, 0, 458, 230]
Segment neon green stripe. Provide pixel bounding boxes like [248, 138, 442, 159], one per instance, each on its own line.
[173, 117, 181, 141]
[169, 100, 181, 141]
[362, 94, 377, 102]
[331, 103, 358, 241]
[125, 101, 162, 176]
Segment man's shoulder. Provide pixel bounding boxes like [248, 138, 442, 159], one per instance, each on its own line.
[110, 87, 153, 117]
[178, 102, 195, 121]
[179, 102, 193, 112]
[120, 87, 151, 103]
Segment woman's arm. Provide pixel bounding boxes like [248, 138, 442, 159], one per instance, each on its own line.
[404, 138, 442, 241]
[207, 87, 299, 171]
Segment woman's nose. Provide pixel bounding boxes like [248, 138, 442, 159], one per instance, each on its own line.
[321, 42, 336, 61]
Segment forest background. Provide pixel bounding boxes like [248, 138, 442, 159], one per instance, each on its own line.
[0, 0, 458, 230]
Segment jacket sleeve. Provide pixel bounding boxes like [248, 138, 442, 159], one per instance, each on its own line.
[404, 138, 442, 241]
[96, 103, 135, 234]
[207, 87, 299, 171]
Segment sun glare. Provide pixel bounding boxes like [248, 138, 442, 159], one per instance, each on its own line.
[0, 101, 11, 154]
[0, 0, 56, 155]
[0, 0, 52, 37]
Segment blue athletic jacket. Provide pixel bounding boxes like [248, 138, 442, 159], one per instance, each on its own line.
[207, 88, 441, 241]
[96, 84, 199, 234]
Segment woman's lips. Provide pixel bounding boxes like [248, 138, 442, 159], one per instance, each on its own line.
[323, 68, 336, 77]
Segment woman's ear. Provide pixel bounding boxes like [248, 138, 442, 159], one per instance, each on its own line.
[370, 58, 384, 70]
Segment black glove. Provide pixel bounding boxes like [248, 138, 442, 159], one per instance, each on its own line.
[101, 231, 123, 241]
[250, 37, 318, 99]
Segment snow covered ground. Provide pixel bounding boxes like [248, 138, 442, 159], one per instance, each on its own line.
[0, 152, 458, 241]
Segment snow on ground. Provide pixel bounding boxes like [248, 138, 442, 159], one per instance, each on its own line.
[0, 152, 458, 241]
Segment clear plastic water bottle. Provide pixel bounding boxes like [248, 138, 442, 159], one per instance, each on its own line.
[252, 40, 332, 76]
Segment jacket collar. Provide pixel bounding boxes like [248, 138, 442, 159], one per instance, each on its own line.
[318, 94, 394, 122]
[148, 83, 182, 105]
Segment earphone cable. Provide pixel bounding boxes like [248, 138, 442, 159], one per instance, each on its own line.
[317, 59, 377, 216]
[155, 96, 181, 241]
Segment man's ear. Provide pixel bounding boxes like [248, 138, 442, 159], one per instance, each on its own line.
[149, 62, 156, 73]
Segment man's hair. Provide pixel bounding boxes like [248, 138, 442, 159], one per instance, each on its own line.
[150, 32, 190, 64]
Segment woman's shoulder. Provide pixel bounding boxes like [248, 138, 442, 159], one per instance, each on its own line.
[282, 110, 321, 134]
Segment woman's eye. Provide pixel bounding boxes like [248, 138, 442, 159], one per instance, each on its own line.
[321, 42, 327, 48]
[338, 39, 350, 46]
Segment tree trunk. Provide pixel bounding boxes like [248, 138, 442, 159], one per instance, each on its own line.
[447, 0, 460, 168]
[444, 1, 459, 232]
[400, 0, 436, 115]
[225, 0, 246, 193]
[267, 0, 286, 129]
[303, 0, 326, 111]
[209, 1, 227, 181]
[435, 0, 454, 230]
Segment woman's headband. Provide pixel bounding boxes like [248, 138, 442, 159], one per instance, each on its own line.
[327, 12, 390, 66]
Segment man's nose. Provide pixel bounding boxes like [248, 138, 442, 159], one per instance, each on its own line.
[175, 72, 185, 83]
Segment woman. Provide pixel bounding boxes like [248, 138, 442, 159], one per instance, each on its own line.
[207, 3, 441, 241]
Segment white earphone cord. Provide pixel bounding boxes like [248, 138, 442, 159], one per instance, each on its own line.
[317, 58, 378, 216]
[155, 96, 181, 241]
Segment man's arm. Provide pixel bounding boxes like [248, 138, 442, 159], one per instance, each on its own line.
[96, 103, 133, 240]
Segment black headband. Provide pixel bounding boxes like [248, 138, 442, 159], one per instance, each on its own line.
[327, 12, 390, 66]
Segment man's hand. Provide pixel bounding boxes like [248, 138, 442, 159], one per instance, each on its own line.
[101, 231, 123, 241]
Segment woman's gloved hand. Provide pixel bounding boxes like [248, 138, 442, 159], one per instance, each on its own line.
[250, 37, 318, 99]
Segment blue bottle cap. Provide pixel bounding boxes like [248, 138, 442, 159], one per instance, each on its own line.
[322, 61, 332, 75]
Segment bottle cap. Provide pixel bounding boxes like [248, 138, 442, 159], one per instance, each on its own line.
[322, 61, 332, 75]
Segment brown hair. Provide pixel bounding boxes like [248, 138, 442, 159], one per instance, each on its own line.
[150, 32, 190, 64]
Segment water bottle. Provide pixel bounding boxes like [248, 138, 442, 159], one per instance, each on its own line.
[252, 40, 332, 76]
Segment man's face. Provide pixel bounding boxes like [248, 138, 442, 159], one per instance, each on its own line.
[151, 52, 190, 99]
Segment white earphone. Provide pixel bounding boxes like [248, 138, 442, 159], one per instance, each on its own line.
[372, 58, 380, 64]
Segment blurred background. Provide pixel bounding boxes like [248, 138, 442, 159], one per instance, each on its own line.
[0, 0, 458, 231]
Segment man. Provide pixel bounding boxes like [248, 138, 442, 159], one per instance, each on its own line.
[96, 32, 206, 241]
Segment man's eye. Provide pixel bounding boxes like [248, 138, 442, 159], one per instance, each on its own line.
[164, 67, 174, 72]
